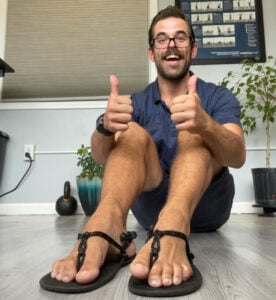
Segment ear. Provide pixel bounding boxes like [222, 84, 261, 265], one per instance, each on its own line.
[191, 43, 198, 59]
[148, 47, 155, 62]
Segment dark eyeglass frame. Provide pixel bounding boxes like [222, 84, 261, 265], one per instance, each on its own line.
[151, 35, 194, 49]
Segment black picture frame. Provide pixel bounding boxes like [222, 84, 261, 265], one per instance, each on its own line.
[176, 0, 266, 64]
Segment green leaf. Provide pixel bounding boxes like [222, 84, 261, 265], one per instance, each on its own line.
[219, 55, 276, 166]
[76, 145, 105, 178]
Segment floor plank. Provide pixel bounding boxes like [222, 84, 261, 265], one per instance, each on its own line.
[0, 214, 275, 300]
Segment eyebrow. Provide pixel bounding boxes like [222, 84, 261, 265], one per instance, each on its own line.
[155, 30, 189, 37]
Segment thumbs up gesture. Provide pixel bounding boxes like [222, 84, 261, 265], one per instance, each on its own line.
[104, 75, 133, 133]
[170, 75, 207, 133]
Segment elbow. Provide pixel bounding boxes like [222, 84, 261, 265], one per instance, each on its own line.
[91, 133, 105, 165]
[91, 150, 106, 165]
[231, 148, 246, 169]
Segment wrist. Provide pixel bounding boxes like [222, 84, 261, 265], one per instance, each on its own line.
[96, 113, 114, 136]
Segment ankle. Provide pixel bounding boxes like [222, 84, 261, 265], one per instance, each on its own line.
[156, 207, 191, 235]
[94, 202, 128, 227]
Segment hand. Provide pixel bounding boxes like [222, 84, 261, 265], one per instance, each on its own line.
[104, 75, 133, 133]
[170, 75, 207, 133]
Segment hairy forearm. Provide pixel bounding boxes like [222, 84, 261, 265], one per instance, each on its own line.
[91, 131, 116, 165]
[201, 117, 246, 168]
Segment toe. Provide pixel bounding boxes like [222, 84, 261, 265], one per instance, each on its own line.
[182, 263, 193, 281]
[148, 262, 163, 287]
[75, 249, 102, 284]
[172, 263, 183, 285]
[51, 259, 62, 278]
[162, 263, 173, 286]
[129, 247, 150, 279]
[76, 268, 100, 284]
[51, 258, 77, 283]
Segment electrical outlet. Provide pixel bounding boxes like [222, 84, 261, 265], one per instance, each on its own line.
[24, 144, 35, 161]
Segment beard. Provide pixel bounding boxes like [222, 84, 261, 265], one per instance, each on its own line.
[154, 48, 192, 81]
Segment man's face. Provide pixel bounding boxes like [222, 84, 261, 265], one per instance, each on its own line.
[149, 17, 198, 80]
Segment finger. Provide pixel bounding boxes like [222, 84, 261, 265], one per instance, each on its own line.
[109, 74, 120, 96]
[117, 95, 132, 106]
[109, 102, 133, 114]
[187, 75, 198, 95]
[172, 95, 184, 105]
[110, 112, 133, 123]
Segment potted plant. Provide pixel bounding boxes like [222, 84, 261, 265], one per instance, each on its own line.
[76, 144, 104, 216]
[220, 55, 276, 214]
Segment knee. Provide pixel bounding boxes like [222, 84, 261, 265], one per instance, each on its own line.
[177, 132, 211, 156]
[117, 122, 154, 150]
[177, 133, 213, 168]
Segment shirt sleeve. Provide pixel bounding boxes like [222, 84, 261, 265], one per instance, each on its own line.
[198, 81, 242, 127]
[130, 92, 139, 123]
[212, 87, 241, 126]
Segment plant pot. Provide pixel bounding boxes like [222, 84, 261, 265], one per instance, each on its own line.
[76, 176, 102, 216]
[0, 131, 9, 187]
[252, 168, 276, 206]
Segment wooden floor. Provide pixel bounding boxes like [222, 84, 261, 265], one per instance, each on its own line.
[0, 214, 275, 300]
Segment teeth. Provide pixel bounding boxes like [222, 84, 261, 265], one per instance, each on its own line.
[166, 54, 180, 60]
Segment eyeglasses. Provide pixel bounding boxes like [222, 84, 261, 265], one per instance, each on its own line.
[152, 34, 193, 49]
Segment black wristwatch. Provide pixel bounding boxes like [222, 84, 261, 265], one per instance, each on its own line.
[96, 113, 114, 136]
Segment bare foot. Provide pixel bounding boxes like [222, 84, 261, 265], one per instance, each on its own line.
[51, 211, 136, 284]
[130, 212, 193, 287]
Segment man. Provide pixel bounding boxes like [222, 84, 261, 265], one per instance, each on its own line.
[42, 5, 245, 297]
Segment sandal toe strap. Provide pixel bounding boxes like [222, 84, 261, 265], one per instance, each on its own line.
[77, 231, 137, 271]
[149, 229, 194, 268]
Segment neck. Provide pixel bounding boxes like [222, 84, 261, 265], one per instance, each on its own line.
[158, 73, 190, 107]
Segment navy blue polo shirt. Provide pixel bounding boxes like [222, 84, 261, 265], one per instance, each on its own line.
[130, 76, 241, 173]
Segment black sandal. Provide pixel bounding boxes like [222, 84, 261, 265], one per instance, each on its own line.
[40, 230, 137, 293]
[128, 229, 202, 297]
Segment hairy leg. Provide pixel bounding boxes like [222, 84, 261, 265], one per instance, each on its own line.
[130, 131, 223, 287]
[51, 122, 163, 284]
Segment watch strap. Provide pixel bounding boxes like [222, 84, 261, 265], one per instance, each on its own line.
[96, 113, 114, 136]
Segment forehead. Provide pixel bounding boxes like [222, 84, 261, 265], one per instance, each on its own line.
[153, 17, 189, 36]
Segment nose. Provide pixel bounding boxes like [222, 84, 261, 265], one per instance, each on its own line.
[168, 38, 177, 48]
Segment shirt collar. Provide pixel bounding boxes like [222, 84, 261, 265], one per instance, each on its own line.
[153, 71, 195, 105]
[152, 79, 162, 104]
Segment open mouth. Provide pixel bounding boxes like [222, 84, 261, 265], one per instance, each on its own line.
[164, 54, 181, 62]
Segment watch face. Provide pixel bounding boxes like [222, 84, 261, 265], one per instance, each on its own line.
[97, 115, 104, 128]
[96, 114, 113, 136]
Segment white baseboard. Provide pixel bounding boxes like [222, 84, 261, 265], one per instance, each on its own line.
[0, 202, 262, 215]
[231, 202, 262, 214]
[0, 203, 84, 215]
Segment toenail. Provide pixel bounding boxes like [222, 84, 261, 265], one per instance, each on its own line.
[150, 279, 160, 287]
[163, 278, 172, 286]
[173, 276, 181, 285]
[56, 274, 62, 281]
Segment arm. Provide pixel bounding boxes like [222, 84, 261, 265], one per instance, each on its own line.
[91, 75, 133, 164]
[198, 118, 245, 168]
[91, 130, 116, 165]
[170, 75, 246, 168]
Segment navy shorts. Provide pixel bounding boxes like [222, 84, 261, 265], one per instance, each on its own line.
[131, 168, 234, 233]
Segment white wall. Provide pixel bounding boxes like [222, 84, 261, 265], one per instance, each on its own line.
[0, 0, 275, 214]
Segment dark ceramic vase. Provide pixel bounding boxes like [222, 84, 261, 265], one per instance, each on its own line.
[76, 176, 102, 216]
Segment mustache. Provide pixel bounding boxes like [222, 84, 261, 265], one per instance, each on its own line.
[162, 49, 183, 59]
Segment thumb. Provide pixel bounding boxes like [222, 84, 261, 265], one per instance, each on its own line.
[109, 74, 120, 96]
[187, 75, 198, 95]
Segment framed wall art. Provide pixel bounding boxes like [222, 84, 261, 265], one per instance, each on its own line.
[176, 0, 266, 64]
